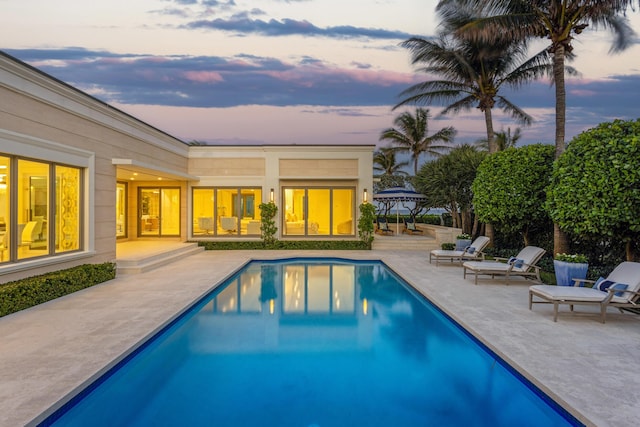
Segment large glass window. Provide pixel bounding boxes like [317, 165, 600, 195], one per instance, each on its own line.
[192, 187, 262, 237]
[18, 160, 49, 260]
[333, 189, 354, 236]
[308, 189, 330, 236]
[193, 188, 214, 236]
[56, 165, 81, 253]
[0, 157, 9, 263]
[283, 187, 355, 237]
[116, 182, 127, 238]
[0, 155, 82, 264]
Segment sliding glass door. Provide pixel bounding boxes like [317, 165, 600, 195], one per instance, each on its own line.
[139, 187, 180, 237]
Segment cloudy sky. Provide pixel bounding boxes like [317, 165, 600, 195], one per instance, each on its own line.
[2, 0, 640, 148]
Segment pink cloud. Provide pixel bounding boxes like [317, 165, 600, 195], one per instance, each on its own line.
[182, 71, 224, 83]
[570, 89, 598, 96]
[261, 65, 418, 87]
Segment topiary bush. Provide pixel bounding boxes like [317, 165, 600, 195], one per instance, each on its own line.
[546, 119, 640, 262]
[473, 144, 555, 247]
[0, 263, 116, 317]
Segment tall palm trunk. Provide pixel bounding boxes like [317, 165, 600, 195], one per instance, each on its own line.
[553, 46, 569, 256]
[483, 107, 496, 246]
[484, 108, 497, 154]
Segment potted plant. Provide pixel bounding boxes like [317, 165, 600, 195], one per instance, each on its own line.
[553, 253, 589, 287]
[455, 233, 472, 251]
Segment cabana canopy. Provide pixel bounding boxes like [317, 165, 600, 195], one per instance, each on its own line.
[373, 187, 427, 234]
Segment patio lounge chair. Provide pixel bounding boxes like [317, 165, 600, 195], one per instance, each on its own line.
[463, 246, 546, 285]
[376, 217, 394, 235]
[429, 236, 490, 266]
[403, 218, 423, 235]
[529, 261, 640, 323]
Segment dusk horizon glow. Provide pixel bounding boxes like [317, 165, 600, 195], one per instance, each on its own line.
[2, 0, 639, 151]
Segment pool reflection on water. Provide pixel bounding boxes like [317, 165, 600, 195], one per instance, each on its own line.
[41, 258, 581, 427]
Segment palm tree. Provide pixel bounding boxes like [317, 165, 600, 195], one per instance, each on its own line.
[395, 30, 552, 154]
[373, 146, 410, 177]
[437, 0, 637, 253]
[437, 0, 636, 157]
[379, 108, 456, 175]
[476, 127, 522, 151]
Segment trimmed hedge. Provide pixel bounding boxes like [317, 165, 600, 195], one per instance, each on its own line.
[197, 240, 370, 251]
[0, 263, 116, 317]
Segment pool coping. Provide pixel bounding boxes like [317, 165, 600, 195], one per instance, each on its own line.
[1, 250, 639, 426]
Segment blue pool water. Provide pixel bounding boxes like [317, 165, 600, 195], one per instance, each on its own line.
[40, 258, 582, 426]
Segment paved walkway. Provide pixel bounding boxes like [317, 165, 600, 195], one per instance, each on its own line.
[1, 250, 639, 426]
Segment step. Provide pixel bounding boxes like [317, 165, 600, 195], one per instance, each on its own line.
[371, 236, 439, 251]
[116, 243, 204, 275]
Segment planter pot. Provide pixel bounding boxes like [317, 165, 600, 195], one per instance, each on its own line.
[455, 239, 472, 251]
[554, 260, 588, 287]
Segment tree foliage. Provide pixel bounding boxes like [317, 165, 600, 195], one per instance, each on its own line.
[379, 108, 455, 174]
[472, 144, 554, 244]
[437, 0, 637, 255]
[373, 146, 409, 177]
[397, 10, 552, 153]
[414, 144, 485, 233]
[546, 119, 640, 261]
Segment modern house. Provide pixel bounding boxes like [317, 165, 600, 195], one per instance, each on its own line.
[0, 51, 373, 282]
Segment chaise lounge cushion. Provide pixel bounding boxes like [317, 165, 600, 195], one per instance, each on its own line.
[528, 285, 631, 304]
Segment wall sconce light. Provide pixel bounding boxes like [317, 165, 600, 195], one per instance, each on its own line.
[270, 188, 274, 202]
[363, 188, 368, 203]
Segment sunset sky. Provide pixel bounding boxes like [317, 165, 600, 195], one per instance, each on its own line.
[2, 0, 640, 149]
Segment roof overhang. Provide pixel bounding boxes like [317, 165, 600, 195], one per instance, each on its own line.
[112, 158, 200, 182]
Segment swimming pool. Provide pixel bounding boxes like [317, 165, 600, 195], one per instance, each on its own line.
[39, 258, 582, 426]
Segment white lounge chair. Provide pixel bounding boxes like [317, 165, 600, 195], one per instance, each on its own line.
[463, 246, 546, 285]
[429, 236, 490, 266]
[529, 261, 640, 323]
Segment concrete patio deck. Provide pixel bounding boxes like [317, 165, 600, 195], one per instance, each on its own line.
[1, 249, 639, 426]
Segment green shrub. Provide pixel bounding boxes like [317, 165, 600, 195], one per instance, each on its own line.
[358, 202, 376, 248]
[546, 119, 640, 261]
[198, 241, 369, 250]
[421, 214, 442, 225]
[473, 144, 555, 245]
[441, 242, 455, 250]
[0, 263, 116, 317]
[259, 201, 278, 247]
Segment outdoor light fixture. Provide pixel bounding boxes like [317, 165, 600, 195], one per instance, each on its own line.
[270, 188, 274, 202]
[363, 188, 368, 203]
